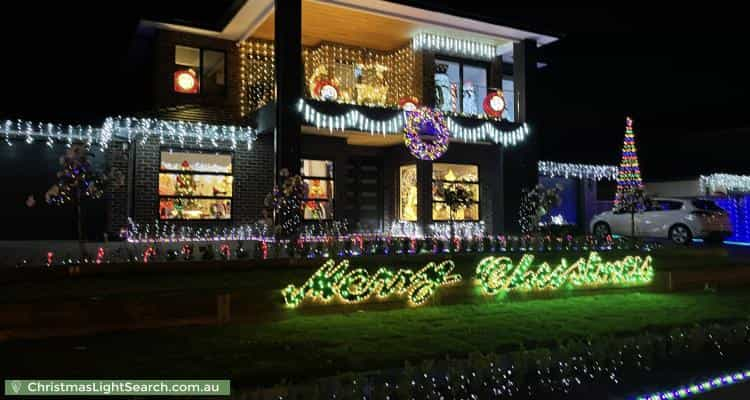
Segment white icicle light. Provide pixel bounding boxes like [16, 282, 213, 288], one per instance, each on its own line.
[412, 32, 498, 60]
[537, 161, 618, 181]
[297, 99, 529, 146]
[700, 173, 750, 194]
[0, 117, 257, 150]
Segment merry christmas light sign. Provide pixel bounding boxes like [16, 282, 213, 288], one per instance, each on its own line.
[282, 252, 654, 308]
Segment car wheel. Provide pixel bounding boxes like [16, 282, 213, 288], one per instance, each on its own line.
[593, 222, 611, 238]
[669, 224, 692, 245]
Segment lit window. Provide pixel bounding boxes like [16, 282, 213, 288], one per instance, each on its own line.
[434, 59, 488, 116]
[301, 159, 334, 220]
[432, 163, 480, 221]
[399, 165, 418, 221]
[502, 79, 515, 122]
[173, 46, 226, 95]
[158, 151, 233, 220]
[174, 46, 200, 94]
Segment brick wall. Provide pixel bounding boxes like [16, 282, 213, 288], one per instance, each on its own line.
[153, 30, 241, 118]
[105, 140, 131, 235]
[107, 134, 273, 232]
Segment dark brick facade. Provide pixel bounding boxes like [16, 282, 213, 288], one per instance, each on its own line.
[104, 134, 273, 234]
[299, 134, 503, 234]
[152, 30, 241, 119]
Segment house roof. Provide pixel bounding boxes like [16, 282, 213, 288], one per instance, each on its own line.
[140, 0, 559, 46]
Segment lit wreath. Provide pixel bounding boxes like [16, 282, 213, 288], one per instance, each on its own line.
[403, 107, 450, 160]
[313, 79, 339, 101]
[482, 91, 506, 118]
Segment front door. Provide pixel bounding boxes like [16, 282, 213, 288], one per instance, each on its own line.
[344, 158, 383, 232]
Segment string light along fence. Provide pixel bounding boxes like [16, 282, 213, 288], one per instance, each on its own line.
[1, 117, 258, 151]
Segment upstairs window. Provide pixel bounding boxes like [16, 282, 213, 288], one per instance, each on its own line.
[158, 151, 233, 220]
[174, 45, 226, 95]
[434, 58, 488, 116]
[301, 159, 334, 220]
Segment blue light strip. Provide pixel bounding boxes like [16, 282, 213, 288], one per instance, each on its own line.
[715, 195, 750, 244]
[634, 369, 750, 400]
[725, 240, 750, 247]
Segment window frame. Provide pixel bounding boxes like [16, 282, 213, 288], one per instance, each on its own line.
[300, 158, 335, 221]
[434, 55, 491, 115]
[431, 162, 481, 222]
[173, 45, 227, 96]
[399, 164, 419, 222]
[157, 148, 234, 221]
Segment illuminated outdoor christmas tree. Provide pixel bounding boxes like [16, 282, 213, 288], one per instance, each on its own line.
[614, 116, 643, 206]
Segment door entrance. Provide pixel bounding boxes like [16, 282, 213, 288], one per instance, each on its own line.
[344, 157, 383, 232]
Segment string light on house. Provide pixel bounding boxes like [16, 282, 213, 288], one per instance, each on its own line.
[538, 161, 618, 181]
[412, 32, 498, 60]
[297, 99, 405, 135]
[297, 99, 529, 146]
[445, 117, 529, 147]
[1, 117, 257, 150]
[700, 173, 750, 194]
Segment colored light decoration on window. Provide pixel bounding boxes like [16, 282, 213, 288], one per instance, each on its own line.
[635, 370, 750, 400]
[475, 252, 653, 295]
[174, 69, 199, 94]
[714, 195, 750, 244]
[614, 117, 644, 206]
[281, 259, 462, 308]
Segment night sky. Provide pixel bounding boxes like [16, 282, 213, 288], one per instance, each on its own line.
[1, 3, 748, 180]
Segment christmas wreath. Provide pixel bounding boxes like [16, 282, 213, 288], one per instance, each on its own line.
[403, 107, 450, 160]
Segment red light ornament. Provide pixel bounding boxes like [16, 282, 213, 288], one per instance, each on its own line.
[313, 79, 339, 101]
[398, 96, 420, 111]
[174, 69, 199, 94]
[482, 91, 506, 118]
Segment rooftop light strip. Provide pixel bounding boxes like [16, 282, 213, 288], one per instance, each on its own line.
[538, 161, 618, 181]
[1, 117, 257, 150]
[634, 369, 750, 400]
[700, 173, 750, 193]
[412, 32, 499, 60]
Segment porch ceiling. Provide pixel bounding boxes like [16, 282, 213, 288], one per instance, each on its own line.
[302, 126, 404, 146]
[250, 0, 512, 51]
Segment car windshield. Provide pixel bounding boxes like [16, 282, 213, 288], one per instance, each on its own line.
[691, 199, 724, 212]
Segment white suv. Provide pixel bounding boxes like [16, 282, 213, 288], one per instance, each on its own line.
[590, 198, 733, 245]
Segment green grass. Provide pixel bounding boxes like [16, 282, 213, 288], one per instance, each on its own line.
[0, 246, 745, 304]
[2, 291, 750, 386]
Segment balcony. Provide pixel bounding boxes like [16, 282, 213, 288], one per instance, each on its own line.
[238, 0, 532, 146]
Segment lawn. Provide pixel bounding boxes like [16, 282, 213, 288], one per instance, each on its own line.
[0, 246, 743, 304]
[2, 290, 750, 386]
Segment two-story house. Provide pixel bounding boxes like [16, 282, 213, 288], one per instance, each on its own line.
[1, 0, 558, 240]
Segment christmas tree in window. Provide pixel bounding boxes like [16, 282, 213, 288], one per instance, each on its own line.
[175, 160, 198, 218]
